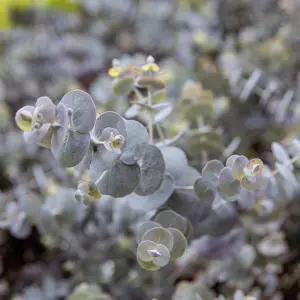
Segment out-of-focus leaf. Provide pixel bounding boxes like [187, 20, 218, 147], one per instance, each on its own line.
[39, 126, 55, 149]
[194, 176, 215, 203]
[191, 228, 244, 260]
[152, 244, 170, 267]
[271, 142, 290, 165]
[137, 240, 158, 262]
[112, 76, 134, 96]
[153, 103, 173, 124]
[152, 89, 166, 103]
[15, 105, 34, 131]
[34, 96, 56, 124]
[168, 228, 187, 259]
[257, 232, 288, 257]
[156, 131, 184, 148]
[137, 256, 160, 271]
[172, 281, 215, 300]
[154, 210, 187, 234]
[136, 221, 162, 244]
[193, 203, 239, 237]
[24, 123, 51, 144]
[68, 283, 113, 300]
[218, 167, 241, 201]
[142, 227, 173, 251]
[202, 160, 224, 188]
[232, 155, 249, 180]
[161, 146, 200, 186]
[135, 76, 166, 90]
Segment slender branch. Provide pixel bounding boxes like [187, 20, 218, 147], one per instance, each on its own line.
[174, 185, 193, 190]
[272, 155, 300, 176]
[156, 123, 165, 141]
[148, 88, 153, 144]
[133, 86, 144, 102]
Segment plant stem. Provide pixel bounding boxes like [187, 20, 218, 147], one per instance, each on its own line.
[272, 155, 300, 176]
[156, 123, 165, 140]
[133, 86, 144, 102]
[174, 185, 193, 190]
[148, 88, 153, 144]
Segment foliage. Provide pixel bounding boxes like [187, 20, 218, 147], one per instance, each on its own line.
[0, 0, 300, 299]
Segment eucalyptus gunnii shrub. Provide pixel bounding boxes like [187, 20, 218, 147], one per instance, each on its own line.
[14, 56, 300, 274]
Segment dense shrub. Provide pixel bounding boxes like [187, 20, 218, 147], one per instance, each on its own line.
[0, 0, 300, 299]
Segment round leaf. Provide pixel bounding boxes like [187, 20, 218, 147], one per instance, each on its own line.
[75, 147, 93, 174]
[112, 76, 134, 96]
[137, 256, 160, 271]
[127, 173, 174, 211]
[24, 123, 50, 144]
[154, 210, 187, 234]
[142, 227, 173, 251]
[194, 176, 215, 203]
[38, 126, 55, 149]
[93, 111, 127, 141]
[240, 175, 265, 190]
[61, 90, 96, 133]
[135, 76, 166, 90]
[96, 161, 141, 197]
[53, 130, 90, 168]
[120, 120, 149, 165]
[232, 155, 249, 180]
[137, 221, 162, 244]
[152, 244, 170, 267]
[161, 146, 188, 181]
[226, 154, 239, 168]
[202, 160, 224, 188]
[161, 146, 199, 185]
[218, 167, 241, 201]
[34, 96, 56, 124]
[137, 240, 158, 262]
[89, 144, 119, 182]
[51, 103, 68, 159]
[135, 144, 165, 196]
[168, 228, 187, 260]
[15, 105, 34, 131]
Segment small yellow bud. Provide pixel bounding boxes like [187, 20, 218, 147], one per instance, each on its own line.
[111, 135, 123, 149]
[247, 158, 264, 176]
[108, 66, 122, 77]
[142, 63, 160, 72]
[15, 108, 33, 131]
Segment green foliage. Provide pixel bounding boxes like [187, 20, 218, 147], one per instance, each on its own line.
[136, 211, 188, 270]
[68, 283, 113, 300]
[5, 2, 300, 298]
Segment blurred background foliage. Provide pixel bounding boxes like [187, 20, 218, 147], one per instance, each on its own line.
[0, 0, 300, 299]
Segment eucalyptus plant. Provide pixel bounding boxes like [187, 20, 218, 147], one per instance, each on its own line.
[14, 55, 300, 275]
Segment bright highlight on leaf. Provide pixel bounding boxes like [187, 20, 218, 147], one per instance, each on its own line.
[142, 227, 174, 251]
[15, 106, 34, 131]
[108, 66, 122, 77]
[245, 158, 264, 177]
[232, 155, 249, 181]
